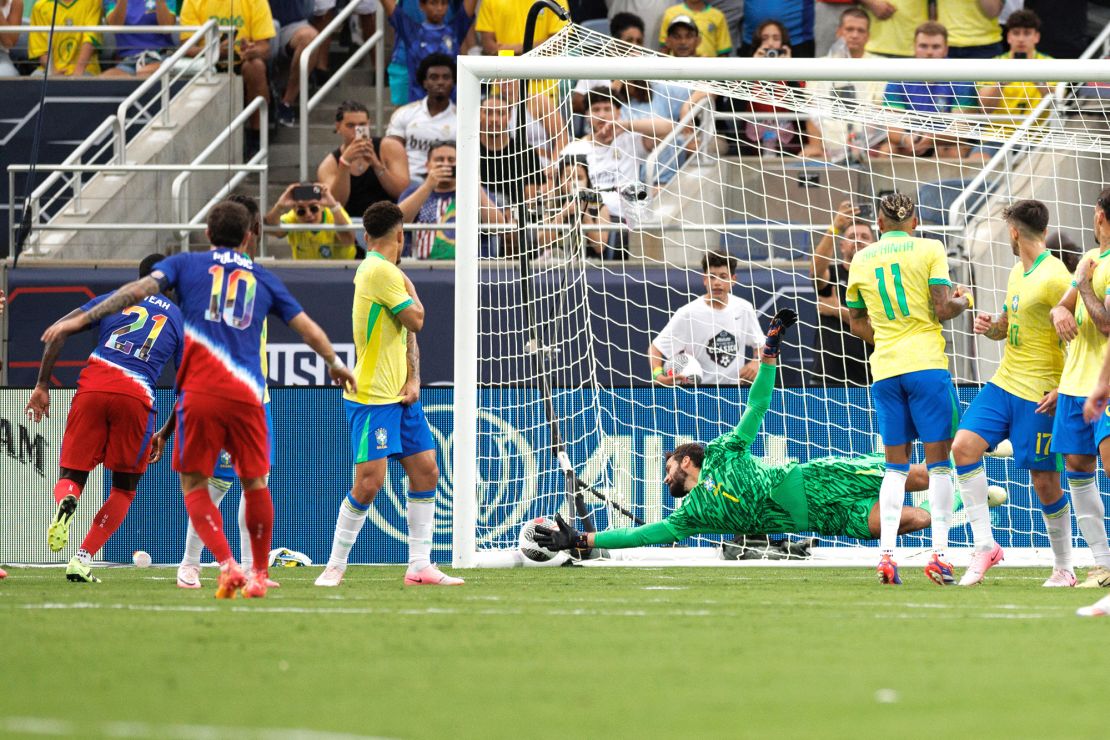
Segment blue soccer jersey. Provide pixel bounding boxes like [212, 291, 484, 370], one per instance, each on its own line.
[154, 249, 303, 406]
[76, 292, 184, 409]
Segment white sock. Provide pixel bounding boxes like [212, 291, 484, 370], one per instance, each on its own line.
[1041, 495, 1073, 571]
[237, 492, 253, 572]
[1068, 473, 1110, 568]
[182, 477, 232, 566]
[956, 463, 994, 552]
[326, 492, 369, 569]
[406, 489, 436, 573]
[879, 465, 909, 555]
[927, 462, 954, 558]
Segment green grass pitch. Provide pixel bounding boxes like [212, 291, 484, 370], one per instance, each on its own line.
[1, 565, 1107, 739]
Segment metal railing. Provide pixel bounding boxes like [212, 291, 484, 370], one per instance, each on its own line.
[171, 96, 270, 255]
[643, 96, 714, 187]
[299, 3, 385, 181]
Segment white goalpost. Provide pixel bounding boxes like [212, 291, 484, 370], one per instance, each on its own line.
[453, 29, 1110, 568]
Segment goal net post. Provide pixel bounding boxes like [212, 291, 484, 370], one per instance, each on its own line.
[454, 37, 1110, 568]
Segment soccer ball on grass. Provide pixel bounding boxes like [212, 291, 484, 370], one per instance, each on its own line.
[518, 517, 561, 564]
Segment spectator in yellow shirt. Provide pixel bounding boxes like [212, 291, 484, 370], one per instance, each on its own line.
[476, 0, 568, 55]
[265, 182, 358, 260]
[179, 0, 275, 155]
[658, 0, 732, 57]
[28, 0, 102, 75]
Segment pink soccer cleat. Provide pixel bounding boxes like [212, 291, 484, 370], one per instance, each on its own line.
[176, 564, 201, 589]
[876, 554, 902, 585]
[1043, 568, 1077, 587]
[262, 576, 280, 588]
[924, 554, 955, 586]
[1077, 594, 1110, 617]
[958, 542, 1004, 586]
[404, 564, 465, 586]
[214, 560, 247, 599]
[241, 571, 268, 599]
[314, 565, 345, 587]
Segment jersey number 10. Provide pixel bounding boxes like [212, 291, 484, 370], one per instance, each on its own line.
[874, 264, 910, 320]
[205, 265, 256, 329]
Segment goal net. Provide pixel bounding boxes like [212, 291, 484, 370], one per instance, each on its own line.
[452, 24, 1110, 567]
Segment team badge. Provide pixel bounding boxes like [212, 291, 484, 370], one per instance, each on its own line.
[702, 476, 716, 492]
[375, 427, 388, 449]
[1011, 295, 1019, 313]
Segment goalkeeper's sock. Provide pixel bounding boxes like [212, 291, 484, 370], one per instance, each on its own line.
[78, 487, 136, 557]
[183, 488, 233, 563]
[956, 462, 994, 552]
[879, 463, 909, 554]
[182, 477, 232, 566]
[1068, 472, 1110, 568]
[326, 492, 369, 569]
[927, 461, 954, 558]
[1041, 494, 1073, 571]
[406, 489, 436, 573]
[242, 487, 273, 576]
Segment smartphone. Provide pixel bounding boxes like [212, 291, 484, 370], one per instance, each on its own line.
[450, 165, 457, 179]
[856, 202, 873, 220]
[1013, 51, 1028, 59]
[354, 125, 369, 139]
[292, 184, 322, 202]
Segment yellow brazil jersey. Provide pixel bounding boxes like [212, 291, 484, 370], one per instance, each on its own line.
[260, 318, 270, 404]
[179, 0, 275, 49]
[1058, 247, 1110, 397]
[991, 252, 1070, 402]
[865, 0, 925, 57]
[29, 0, 102, 75]
[280, 206, 357, 260]
[845, 230, 952, 382]
[658, 4, 732, 58]
[475, 0, 568, 49]
[938, 2, 1001, 48]
[344, 251, 414, 406]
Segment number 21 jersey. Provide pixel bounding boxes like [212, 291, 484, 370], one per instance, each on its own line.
[845, 230, 953, 381]
[154, 249, 303, 406]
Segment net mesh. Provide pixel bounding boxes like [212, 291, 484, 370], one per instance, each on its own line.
[467, 23, 1110, 563]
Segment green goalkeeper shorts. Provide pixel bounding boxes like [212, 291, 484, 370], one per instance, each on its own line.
[799, 453, 886, 540]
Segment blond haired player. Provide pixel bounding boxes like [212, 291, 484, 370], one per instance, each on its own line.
[315, 201, 462, 587]
[951, 200, 1074, 587]
[846, 192, 972, 585]
[1048, 187, 1110, 589]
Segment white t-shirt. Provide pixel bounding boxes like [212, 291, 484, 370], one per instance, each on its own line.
[561, 131, 645, 221]
[386, 97, 458, 179]
[652, 294, 765, 385]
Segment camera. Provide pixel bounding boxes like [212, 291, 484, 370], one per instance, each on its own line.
[578, 189, 603, 216]
[856, 202, 873, 220]
[764, 48, 780, 58]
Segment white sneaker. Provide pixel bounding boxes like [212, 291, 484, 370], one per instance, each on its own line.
[314, 565, 345, 587]
[1077, 594, 1110, 616]
[176, 564, 201, 589]
[1042, 568, 1077, 587]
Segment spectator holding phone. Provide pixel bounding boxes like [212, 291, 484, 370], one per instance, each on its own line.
[318, 101, 409, 218]
[978, 10, 1053, 131]
[264, 182, 358, 260]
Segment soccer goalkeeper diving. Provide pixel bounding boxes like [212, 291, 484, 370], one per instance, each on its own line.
[535, 308, 938, 553]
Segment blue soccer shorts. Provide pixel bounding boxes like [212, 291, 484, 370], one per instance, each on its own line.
[1054, 392, 1100, 456]
[959, 382, 1060, 471]
[212, 401, 275, 481]
[871, 368, 960, 447]
[345, 400, 435, 464]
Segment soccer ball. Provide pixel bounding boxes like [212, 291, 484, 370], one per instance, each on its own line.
[132, 550, 152, 568]
[518, 517, 559, 563]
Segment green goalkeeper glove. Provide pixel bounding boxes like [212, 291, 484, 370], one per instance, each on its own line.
[533, 514, 589, 552]
[762, 308, 798, 360]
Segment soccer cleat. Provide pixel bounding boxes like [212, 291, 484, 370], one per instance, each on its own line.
[176, 564, 202, 589]
[214, 560, 246, 599]
[314, 565, 346, 587]
[47, 494, 78, 552]
[404, 564, 465, 586]
[1077, 594, 1110, 617]
[65, 556, 100, 583]
[1077, 565, 1110, 589]
[1042, 568, 1077, 587]
[241, 571, 268, 599]
[876, 554, 901, 585]
[924, 554, 955, 586]
[958, 542, 1004, 586]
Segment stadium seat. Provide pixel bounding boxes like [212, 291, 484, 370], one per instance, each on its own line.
[917, 178, 990, 226]
[720, 220, 812, 262]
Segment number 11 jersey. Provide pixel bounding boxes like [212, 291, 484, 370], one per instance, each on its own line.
[154, 249, 303, 406]
[845, 230, 953, 382]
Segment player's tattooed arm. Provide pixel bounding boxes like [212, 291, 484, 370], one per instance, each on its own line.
[974, 311, 1008, 341]
[929, 283, 972, 322]
[41, 276, 159, 343]
[401, 332, 421, 405]
[848, 306, 875, 344]
[1076, 260, 1110, 336]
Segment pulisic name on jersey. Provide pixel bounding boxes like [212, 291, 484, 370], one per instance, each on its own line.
[211, 250, 256, 270]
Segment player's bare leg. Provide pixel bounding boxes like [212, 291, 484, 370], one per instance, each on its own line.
[180, 471, 245, 599]
[868, 504, 931, 538]
[316, 459, 386, 587]
[922, 438, 956, 585]
[952, 430, 1005, 586]
[400, 450, 462, 586]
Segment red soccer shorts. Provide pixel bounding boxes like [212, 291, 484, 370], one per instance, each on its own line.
[60, 391, 156, 474]
[173, 390, 270, 478]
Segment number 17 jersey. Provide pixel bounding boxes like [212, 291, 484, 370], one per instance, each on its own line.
[155, 249, 304, 406]
[845, 230, 953, 382]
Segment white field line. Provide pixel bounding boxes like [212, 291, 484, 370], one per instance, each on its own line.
[0, 716, 394, 739]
